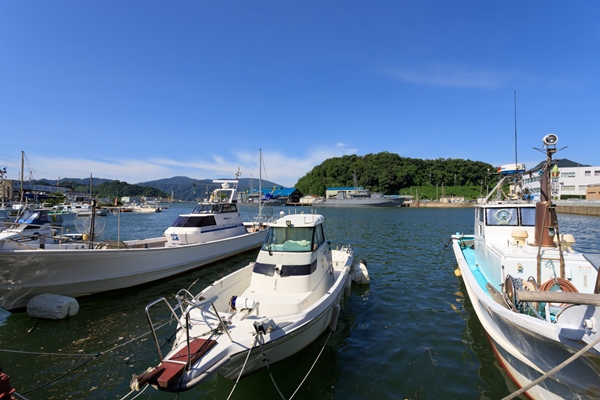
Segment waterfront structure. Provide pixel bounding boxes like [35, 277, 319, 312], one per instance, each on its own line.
[523, 160, 600, 199]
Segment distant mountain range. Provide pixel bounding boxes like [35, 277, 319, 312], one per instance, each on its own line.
[41, 176, 282, 202]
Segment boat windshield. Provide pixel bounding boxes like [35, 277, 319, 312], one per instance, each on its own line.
[262, 226, 316, 252]
[485, 207, 536, 227]
[170, 215, 216, 228]
[18, 212, 41, 224]
[191, 203, 238, 214]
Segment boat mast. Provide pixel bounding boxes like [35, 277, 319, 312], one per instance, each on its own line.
[533, 134, 564, 279]
[19, 151, 24, 205]
[259, 149, 263, 219]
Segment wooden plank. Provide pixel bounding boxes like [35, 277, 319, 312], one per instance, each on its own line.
[155, 338, 217, 388]
[516, 290, 600, 306]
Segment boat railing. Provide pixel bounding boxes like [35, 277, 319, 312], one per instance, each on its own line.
[144, 294, 233, 370]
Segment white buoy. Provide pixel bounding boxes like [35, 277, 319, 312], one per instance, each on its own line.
[352, 259, 370, 284]
[27, 294, 79, 320]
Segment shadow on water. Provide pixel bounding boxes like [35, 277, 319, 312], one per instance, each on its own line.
[0, 206, 597, 399]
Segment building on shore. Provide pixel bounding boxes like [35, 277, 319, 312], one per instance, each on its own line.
[523, 160, 600, 199]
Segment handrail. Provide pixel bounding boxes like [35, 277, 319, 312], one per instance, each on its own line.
[144, 297, 184, 361]
[145, 295, 234, 371]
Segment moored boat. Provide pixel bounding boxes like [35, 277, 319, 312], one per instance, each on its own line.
[451, 134, 600, 399]
[130, 210, 368, 393]
[0, 177, 270, 311]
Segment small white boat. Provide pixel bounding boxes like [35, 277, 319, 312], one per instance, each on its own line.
[452, 134, 600, 399]
[0, 178, 270, 310]
[123, 202, 162, 213]
[130, 210, 367, 393]
[0, 210, 57, 250]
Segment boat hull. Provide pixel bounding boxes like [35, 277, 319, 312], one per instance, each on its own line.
[0, 229, 268, 310]
[163, 264, 349, 392]
[453, 237, 600, 399]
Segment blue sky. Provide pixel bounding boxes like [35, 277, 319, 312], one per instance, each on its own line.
[1, 1, 599, 187]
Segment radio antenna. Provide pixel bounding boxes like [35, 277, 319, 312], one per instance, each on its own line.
[514, 90, 518, 170]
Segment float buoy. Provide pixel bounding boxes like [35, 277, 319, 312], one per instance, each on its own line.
[352, 259, 370, 284]
[27, 294, 79, 320]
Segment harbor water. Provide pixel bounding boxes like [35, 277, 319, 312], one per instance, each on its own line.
[0, 203, 598, 399]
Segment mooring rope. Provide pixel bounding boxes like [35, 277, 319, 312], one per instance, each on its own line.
[20, 354, 99, 395]
[0, 318, 176, 395]
[227, 335, 260, 400]
[226, 325, 335, 400]
[288, 327, 333, 400]
[502, 332, 600, 400]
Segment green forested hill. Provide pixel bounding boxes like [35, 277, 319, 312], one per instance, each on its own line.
[294, 152, 495, 197]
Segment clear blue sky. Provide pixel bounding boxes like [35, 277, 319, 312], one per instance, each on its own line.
[2, 1, 599, 187]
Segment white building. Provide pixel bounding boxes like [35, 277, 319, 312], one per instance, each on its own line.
[523, 163, 600, 199]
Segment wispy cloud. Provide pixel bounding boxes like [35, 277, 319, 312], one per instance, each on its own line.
[383, 64, 515, 89]
[17, 144, 363, 188]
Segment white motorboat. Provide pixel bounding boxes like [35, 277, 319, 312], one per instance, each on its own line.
[122, 202, 162, 213]
[130, 210, 368, 393]
[451, 134, 600, 399]
[0, 178, 270, 310]
[0, 210, 57, 250]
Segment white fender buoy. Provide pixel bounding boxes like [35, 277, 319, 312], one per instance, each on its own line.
[352, 259, 370, 284]
[27, 294, 79, 320]
[329, 303, 341, 332]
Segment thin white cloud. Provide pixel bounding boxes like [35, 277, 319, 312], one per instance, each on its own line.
[383, 64, 515, 89]
[15, 144, 362, 189]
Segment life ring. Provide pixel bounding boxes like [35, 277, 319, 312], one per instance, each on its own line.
[496, 209, 512, 224]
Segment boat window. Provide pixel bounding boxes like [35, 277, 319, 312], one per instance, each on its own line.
[192, 204, 215, 214]
[486, 208, 518, 226]
[314, 224, 325, 247]
[478, 208, 484, 222]
[280, 260, 317, 276]
[261, 226, 314, 252]
[18, 212, 40, 224]
[170, 216, 217, 228]
[253, 262, 275, 276]
[220, 204, 238, 213]
[520, 208, 536, 226]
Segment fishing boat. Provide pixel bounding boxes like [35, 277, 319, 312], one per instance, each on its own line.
[130, 210, 368, 393]
[451, 134, 600, 399]
[0, 177, 270, 311]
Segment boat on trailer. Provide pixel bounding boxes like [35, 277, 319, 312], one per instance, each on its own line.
[130, 210, 368, 393]
[452, 134, 600, 399]
[0, 177, 270, 311]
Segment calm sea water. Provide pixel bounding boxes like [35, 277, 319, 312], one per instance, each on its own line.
[0, 203, 598, 399]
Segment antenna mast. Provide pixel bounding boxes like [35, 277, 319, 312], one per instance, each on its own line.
[514, 90, 518, 169]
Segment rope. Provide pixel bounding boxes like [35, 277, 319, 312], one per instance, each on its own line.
[502, 332, 600, 400]
[256, 331, 287, 400]
[230, 324, 336, 400]
[119, 382, 149, 400]
[1, 318, 176, 396]
[20, 353, 100, 395]
[227, 335, 259, 400]
[288, 327, 333, 399]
